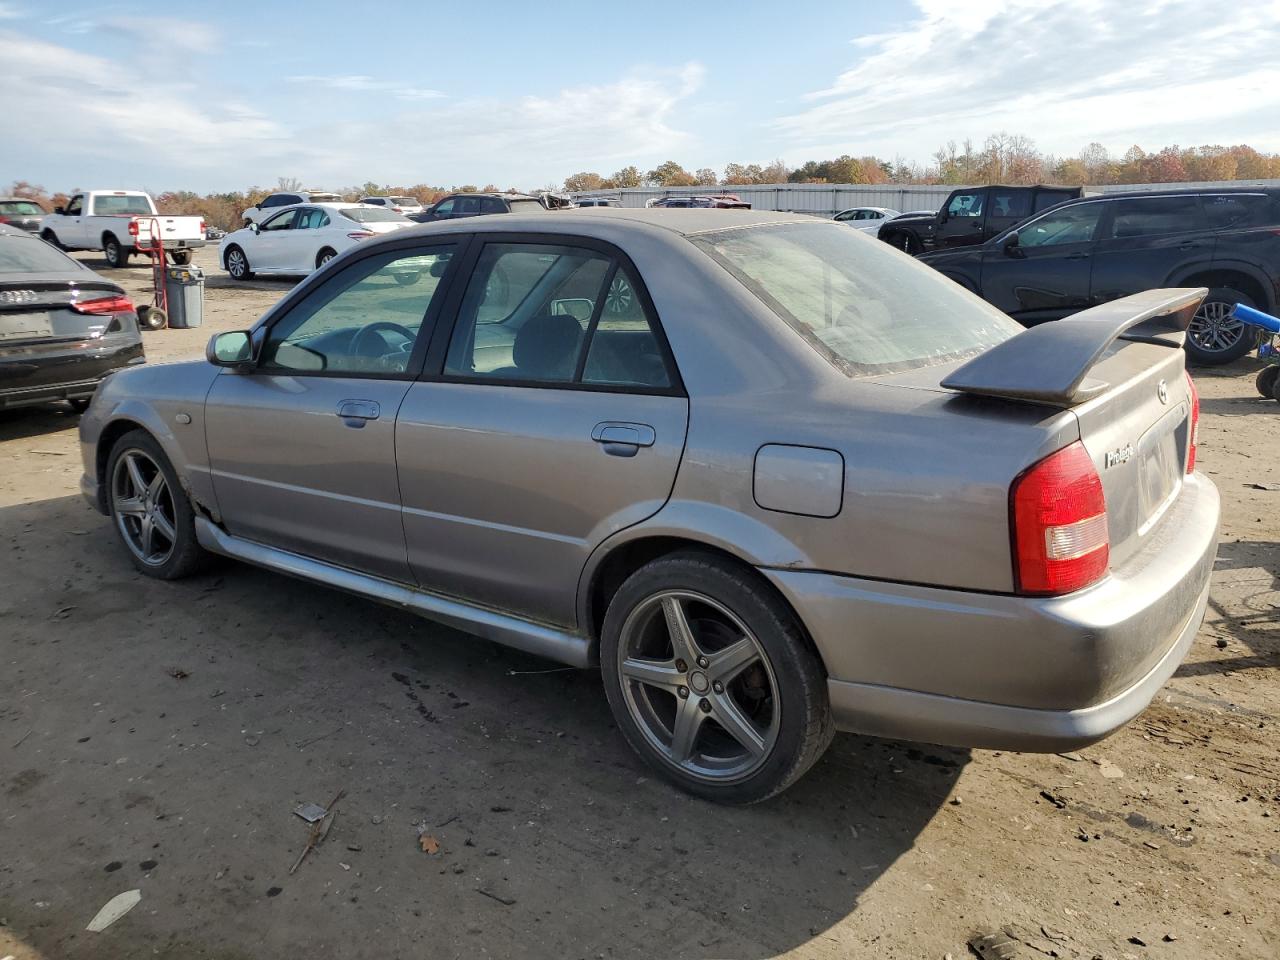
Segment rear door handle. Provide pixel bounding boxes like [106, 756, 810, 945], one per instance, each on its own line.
[1065, 252, 1090, 260]
[592, 421, 655, 457]
[337, 399, 380, 428]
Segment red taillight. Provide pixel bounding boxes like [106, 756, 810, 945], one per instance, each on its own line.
[72, 295, 135, 315]
[128, 220, 139, 236]
[1185, 371, 1199, 474]
[1010, 441, 1109, 596]
[347, 231, 374, 240]
[199, 220, 206, 234]
[0, 215, 8, 224]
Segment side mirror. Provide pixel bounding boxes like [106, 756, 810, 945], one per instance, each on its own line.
[1003, 232, 1022, 256]
[207, 330, 256, 369]
[54, 206, 65, 215]
[249, 222, 260, 234]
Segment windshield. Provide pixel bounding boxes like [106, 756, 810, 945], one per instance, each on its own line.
[0, 234, 80, 274]
[506, 199, 547, 214]
[390, 197, 418, 206]
[0, 201, 44, 216]
[92, 194, 153, 216]
[690, 222, 1020, 375]
[341, 206, 409, 223]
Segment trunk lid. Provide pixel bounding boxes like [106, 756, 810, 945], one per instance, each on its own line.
[0, 277, 130, 345]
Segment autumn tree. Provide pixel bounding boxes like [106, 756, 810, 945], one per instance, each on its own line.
[563, 172, 605, 192]
[645, 161, 697, 187]
[610, 166, 642, 188]
[694, 167, 718, 186]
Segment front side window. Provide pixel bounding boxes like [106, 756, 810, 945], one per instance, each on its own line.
[261, 210, 296, 232]
[1015, 203, 1104, 248]
[432, 199, 455, 217]
[1108, 196, 1204, 239]
[66, 196, 84, 215]
[947, 191, 984, 218]
[261, 247, 454, 375]
[690, 222, 1020, 375]
[833, 211, 854, 222]
[92, 194, 152, 216]
[444, 242, 670, 388]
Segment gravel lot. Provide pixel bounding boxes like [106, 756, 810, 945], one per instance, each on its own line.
[1, 246, 1277, 960]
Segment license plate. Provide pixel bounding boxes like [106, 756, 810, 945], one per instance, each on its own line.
[1136, 409, 1184, 527]
[0, 310, 54, 341]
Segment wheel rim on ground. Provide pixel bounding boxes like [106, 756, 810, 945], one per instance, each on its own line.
[616, 590, 780, 783]
[111, 450, 178, 567]
[228, 249, 246, 277]
[1189, 300, 1245, 354]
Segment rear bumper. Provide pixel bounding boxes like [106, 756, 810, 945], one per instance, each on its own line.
[763, 473, 1219, 752]
[0, 339, 144, 410]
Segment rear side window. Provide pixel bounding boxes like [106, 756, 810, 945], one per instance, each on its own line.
[1108, 196, 1205, 238]
[1203, 194, 1275, 230]
[481, 197, 507, 214]
[989, 190, 1031, 220]
[456, 197, 482, 215]
[690, 222, 1020, 375]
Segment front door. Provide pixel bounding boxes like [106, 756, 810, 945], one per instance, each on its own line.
[935, 188, 988, 248]
[204, 242, 459, 580]
[396, 239, 688, 627]
[63, 194, 88, 247]
[251, 209, 298, 271]
[979, 200, 1106, 324]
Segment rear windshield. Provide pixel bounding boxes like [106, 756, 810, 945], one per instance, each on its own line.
[389, 197, 418, 206]
[690, 222, 1021, 375]
[92, 194, 153, 216]
[0, 200, 44, 216]
[506, 199, 547, 213]
[0, 234, 80, 274]
[340, 206, 408, 223]
[309, 193, 342, 202]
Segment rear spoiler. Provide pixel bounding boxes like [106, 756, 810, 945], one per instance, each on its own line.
[941, 288, 1206, 405]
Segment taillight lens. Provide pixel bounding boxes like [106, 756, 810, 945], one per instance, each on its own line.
[72, 295, 135, 315]
[1185, 371, 1199, 474]
[347, 231, 374, 240]
[1010, 441, 1109, 596]
[128, 220, 139, 236]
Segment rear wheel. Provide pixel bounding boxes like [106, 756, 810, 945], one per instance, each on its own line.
[103, 234, 130, 268]
[1257, 365, 1280, 400]
[137, 306, 167, 330]
[67, 398, 91, 414]
[1186, 288, 1259, 365]
[40, 229, 63, 249]
[600, 552, 833, 804]
[316, 248, 337, 270]
[225, 245, 253, 280]
[106, 430, 207, 579]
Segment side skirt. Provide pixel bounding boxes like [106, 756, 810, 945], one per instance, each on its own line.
[194, 517, 592, 668]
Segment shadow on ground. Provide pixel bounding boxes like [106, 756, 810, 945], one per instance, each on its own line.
[0, 404, 83, 441]
[1177, 539, 1280, 680]
[1, 495, 963, 960]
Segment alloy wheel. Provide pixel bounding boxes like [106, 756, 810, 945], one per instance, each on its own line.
[227, 249, 247, 278]
[111, 450, 178, 567]
[1189, 300, 1245, 354]
[616, 590, 780, 783]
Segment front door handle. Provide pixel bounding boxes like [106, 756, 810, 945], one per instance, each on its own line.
[1065, 252, 1090, 260]
[337, 399, 380, 428]
[592, 421, 656, 457]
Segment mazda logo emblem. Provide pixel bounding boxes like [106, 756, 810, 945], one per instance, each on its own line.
[1157, 379, 1169, 405]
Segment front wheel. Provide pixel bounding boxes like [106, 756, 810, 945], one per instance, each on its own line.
[106, 430, 208, 579]
[41, 229, 63, 250]
[1186, 288, 1259, 365]
[103, 235, 130, 268]
[225, 245, 253, 280]
[600, 552, 833, 804]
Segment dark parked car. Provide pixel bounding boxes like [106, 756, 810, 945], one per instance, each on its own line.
[409, 193, 547, 223]
[649, 195, 752, 210]
[0, 197, 47, 234]
[878, 185, 1082, 254]
[0, 226, 144, 412]
[918, 189, 1280, 364]
[575, 197, 622, 208]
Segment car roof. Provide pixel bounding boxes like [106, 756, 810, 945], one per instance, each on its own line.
[398, 208, 815, 238]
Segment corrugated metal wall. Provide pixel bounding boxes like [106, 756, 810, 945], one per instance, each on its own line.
[571, 179, 1280, 215]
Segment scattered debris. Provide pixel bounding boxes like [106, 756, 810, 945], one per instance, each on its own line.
[1143, 840, 1161, 850]
[967, 928, 1020, 959]
[1215, 638, 1229, 649]
[477, 888, 516, 906]
[506, 666, 576, 675]
[949, 797, 962, 806]
[295, 726, 341, 750]
[1057, 751, 1083, 762]
[1097, 759, 1124, 779]
[168, 668, 190, 680]
[339, 862, 350, 871]
[1248, 481, 1280, 491]
[86, 890, 141, 932]
[11, 729, 31, 749]
[1163, 933, 1178, 942]
[289, 788, 345, 875]
[346, 843, 362, 852]
[1128, 935, 1147, 946]
[418, 834, 440, 855]
[294, 802, 328, 824]
[436, 813, 459, 828]
[266, 886, 282, 897]
[1039, 790, 1068, 809]
[139, 859, 157, 871]
[208, 689, 225, 699]
[31, 449, 67, 456]
[104, 861, 123, 873]
[49, 605, 75, 620]
[490, 805, 512, 813]
[244, 736, 260, 747]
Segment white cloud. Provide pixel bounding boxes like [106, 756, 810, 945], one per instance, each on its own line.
[287, 75, 446, 101]
[775, 0, 1280, 163]
[0, 2, 23, 19]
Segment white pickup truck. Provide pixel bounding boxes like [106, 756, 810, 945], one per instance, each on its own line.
[39, 190, 206, 268]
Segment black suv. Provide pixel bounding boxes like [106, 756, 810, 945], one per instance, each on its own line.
[919, 188, 1280, 364]
[878, 184, 1081, 254]
[409, 193, 547, 223]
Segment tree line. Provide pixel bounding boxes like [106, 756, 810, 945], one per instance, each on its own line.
[9, 135, 1280, 230]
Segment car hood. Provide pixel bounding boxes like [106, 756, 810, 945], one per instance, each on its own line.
[884, 212, 936, 228]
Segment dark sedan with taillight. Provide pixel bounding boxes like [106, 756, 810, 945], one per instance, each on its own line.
[0, 226, 144, 412]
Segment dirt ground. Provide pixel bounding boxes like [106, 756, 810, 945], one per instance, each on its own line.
[1, 247, 1277, 960]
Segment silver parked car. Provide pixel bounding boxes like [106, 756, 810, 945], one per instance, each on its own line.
[78, 210, 1219, 803]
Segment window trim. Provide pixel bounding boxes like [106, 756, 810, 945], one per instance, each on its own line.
[242, 238, 466, 382]
[1096, 193, 1209, 242]
[991, 197, 1112, 246]
[420, 232, 686, 398]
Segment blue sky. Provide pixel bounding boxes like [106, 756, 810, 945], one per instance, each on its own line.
[2, 0, 1277, 193]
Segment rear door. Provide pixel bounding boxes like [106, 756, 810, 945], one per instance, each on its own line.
[204, 242, 460, 580]
[1090, 195, 1214, 307]
[396, 236, 688, 628]
[979, 200, 1105, 324]
[935, 189, 988, 248]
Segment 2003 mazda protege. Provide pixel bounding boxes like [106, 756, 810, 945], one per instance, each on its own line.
[79, 210, 1219, 803]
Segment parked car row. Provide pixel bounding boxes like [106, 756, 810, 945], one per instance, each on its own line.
[40, 190, 206, 267]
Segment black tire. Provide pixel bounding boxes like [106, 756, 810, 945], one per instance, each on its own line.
[1185, 288, 1261, 365]
[105, 429, 208, 580]
[1258, 365, 1280, 400]
[137, 306, 167, 330]
[67, 398, 91, 414]
[225, 245, 253, 280]
[40, 229, 63, 250]
[103, 234, 130, 268]
[600, 551, 833, 804]
[316, 248, 338, 270]
[169, 249, 193, 266]
[887, 231, 920, 255]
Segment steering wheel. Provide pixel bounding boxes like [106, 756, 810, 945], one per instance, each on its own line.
[350, 321, 416, 359]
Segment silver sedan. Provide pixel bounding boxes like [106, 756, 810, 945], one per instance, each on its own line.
[78, 210, 1219, 803]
